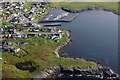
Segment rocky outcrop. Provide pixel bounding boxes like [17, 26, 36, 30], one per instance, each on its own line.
[34, 66, 120, 80]
[34, 66, 61, 79]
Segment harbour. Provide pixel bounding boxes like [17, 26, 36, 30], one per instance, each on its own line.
[40, 9, 119, 74]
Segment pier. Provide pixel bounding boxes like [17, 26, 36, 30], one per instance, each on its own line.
[53, 12, 69, 20]
[41, 23, 61, 26]
[38, 14, 79, 23]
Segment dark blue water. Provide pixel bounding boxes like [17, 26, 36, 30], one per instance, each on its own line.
[43, 9, 118, 73]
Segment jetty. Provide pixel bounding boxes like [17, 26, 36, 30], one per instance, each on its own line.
[41, 23, 61, 26]
[38, 14, 79, 23]
[53, 12, 69, 20]
[45, 14, 53, 20]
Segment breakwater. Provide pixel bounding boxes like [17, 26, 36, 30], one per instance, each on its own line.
[38, 14, 79, 23]
[41, 23, 61, 26]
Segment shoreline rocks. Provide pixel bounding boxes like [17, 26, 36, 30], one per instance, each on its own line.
[34, 66, 120, 79]
[53, 30, 120, 79]
[61, 7, 120, 15]
[36, 8, 120, 79]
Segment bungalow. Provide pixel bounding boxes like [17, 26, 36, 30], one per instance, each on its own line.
[22, 34, 28, 38]
[54, 34, 62, 39]
[57, 29, 62, 33]
[5, 25, 14, 28]
[34, 29, 39, 32]
[14, 48, 20, 52]
[27, 34, 35, 38]
[38, 34, 46, 38]
[10, 47, 20, 52]
[17, 42, 28, 45]
[17, 34, 22, 38]
[51, 35, 57, 40]
[7, 42, 12, 46]
[23, 23, 34, 27]
[30, 17, 34, 21]
[46, 29, 53, 32]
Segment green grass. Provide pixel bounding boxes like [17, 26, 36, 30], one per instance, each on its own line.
[50, 2, 118, 13]
[2, 31, 97, 78]
[2, 2, 118, 78]
[1, 21, 12, 27]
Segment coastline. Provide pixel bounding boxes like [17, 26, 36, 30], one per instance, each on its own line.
[47, 7, 119, 68]
[37, 8, 120, 79]
[35, 29, 120, 79]
[61, 7, 120, 15]
[54, 30, 104, 68]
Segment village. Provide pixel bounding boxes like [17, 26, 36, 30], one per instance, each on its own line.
[0, 1, 120, 79]
[0, 2, 65, 58]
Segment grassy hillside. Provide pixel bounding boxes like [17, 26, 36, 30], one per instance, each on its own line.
[2, 32, 97, 78]
[50, 2, 118, 13]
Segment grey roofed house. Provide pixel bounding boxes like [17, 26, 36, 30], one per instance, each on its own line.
[27, 34, 35, 38]
[17, 42, 28, 45]
[23, 34, 28, 38]
[5, 25, 14, 28]
[7, 42, 12, 46]
[10, 47, 20, 53]
[17, 34, 22, 38]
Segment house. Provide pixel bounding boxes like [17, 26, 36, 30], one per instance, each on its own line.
[30, 17, 34, 21]
[46, 29, 53, 32]
[38, 34, 46, 38]
[10, 47, 20, 52]
[17, 34, 22, 38]
[7, 42, 12, 46]
[27, 34, 35, 38]
[54, 34, 62, 39]
[34, 29, 39, 32]
[57, 29, 62, 33]
[5, 25, 14, 28]
[17, 42, 28, 45]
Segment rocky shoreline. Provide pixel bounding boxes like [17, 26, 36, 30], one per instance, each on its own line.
[34, 66, 119, 79]
[34, 30, 119, 79]
[61, 7, 120, 15]
[36, 8, 120, 79]
[55, 30, 104, 67]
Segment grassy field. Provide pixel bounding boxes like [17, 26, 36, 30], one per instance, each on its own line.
[2, 31, 97, 78]
[50, 2, 119, 13]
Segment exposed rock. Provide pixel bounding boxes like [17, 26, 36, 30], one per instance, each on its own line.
[34, 66, 119, 80]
